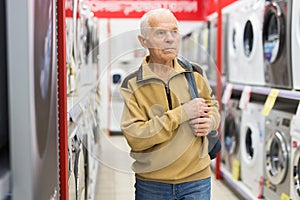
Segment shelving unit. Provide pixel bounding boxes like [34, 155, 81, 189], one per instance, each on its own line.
[227, 83, 300, 101]
[67, 82, 101, 200]
[211, 159, 261, 200]
[215, 82, 300, 199]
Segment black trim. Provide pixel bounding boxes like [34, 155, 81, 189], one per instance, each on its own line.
[110, 131, 123, 136]
[120, 70, 140, 89]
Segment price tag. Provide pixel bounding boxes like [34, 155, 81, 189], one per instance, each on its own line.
[232, 159, 240, 181]
[239, 86, 252, 110]
[280, 192, 290, 200]
[262, 89, 279, 116]
[222, 83, 233, 105]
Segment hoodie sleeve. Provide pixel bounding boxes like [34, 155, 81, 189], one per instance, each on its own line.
[192, 64, 221, 131]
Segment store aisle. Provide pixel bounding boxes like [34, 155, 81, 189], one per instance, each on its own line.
[94, 135, 240, 200]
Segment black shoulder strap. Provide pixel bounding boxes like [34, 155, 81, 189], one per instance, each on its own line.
[178, 56, 199, 99]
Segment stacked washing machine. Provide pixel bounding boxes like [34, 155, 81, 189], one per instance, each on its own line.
[240, 102, 265, 198]
[226, 4, 244, 84]
[227, 0, 266, 86]
[240, 0, 265, 86]
[263, 107, 294, 200]
[291, 0, 300, 91]
[262, 0, 292, 89]
[290, 116, 300, 199]
[222, 96, 242, 178]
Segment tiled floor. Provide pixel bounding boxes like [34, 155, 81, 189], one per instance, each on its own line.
[94, 135, 240, 200]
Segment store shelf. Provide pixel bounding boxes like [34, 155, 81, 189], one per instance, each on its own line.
[211, 160, 258, 200]
[226, 82, 300, 100]
[67, 82, 99, 113]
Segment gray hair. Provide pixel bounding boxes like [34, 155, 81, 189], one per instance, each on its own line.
[140, 8, 178, 37]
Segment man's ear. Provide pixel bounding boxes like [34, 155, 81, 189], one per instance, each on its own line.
[138, 35, 148, 48]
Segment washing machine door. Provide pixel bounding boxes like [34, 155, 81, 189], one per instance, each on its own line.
[242, 123, 259, 166]
[263, 2, 285, 64]
[292, 147, 300, 198]
[229, 23, 239, 60]
[34, 0, 57, 158]
[224, 113, 239, 155]
[265, 131, 289, 185]
[243, 20, 254, 58]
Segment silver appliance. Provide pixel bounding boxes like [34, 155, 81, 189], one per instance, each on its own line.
[7, 0, 59, 198]
[291, 0, 300, 90]
[240, 102, 265, 197]
[263, 0, 292, 89]
[263, 109, 293, 200]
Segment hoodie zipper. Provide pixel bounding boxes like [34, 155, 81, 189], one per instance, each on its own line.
[165, 84, 172, 110]
[138, 73, 186, 110]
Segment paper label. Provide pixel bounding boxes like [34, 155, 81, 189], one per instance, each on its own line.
[222, 83, 233, 105]
[280, 192, 290, 200]
[232, 159, 240, 181]
[262, 89, 279, 116]
[239, 86, 252, 110]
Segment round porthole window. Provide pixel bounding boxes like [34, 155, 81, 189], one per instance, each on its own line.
[243, 20, 254, 57]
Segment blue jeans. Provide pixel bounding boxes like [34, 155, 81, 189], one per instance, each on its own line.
[135, 177, 211, 200]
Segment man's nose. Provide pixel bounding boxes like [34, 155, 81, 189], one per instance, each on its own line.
[165, 31, 176, 42]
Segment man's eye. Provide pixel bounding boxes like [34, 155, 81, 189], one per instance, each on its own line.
[157, 31, 166, 35]
[172, 30, 178, 34]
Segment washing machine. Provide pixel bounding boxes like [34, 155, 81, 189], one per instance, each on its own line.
[227, 6, 244, 84]
[206, 14, 229, 83]
[263, 109, 293, 200]
[7, 0, 59, 198]
[222, 98, 242, 178]
[240, 102, 265, 197]
[262, 0, 292, 89]
[290, 116, 300, 199]
[240, 0, 265, 86]
[291, 0, 300, 90]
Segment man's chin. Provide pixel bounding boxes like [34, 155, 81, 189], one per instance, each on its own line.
[163, 51, 177, 58]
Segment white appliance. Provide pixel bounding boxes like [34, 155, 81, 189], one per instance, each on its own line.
[110, 68, 126, 134]
[263, 0, 292, 89]
[263, 109, 293, 200]
[290, 116, 300, 199]
[240, 0, 265, 86]
[206, 13, 229, 84]
[291, 0, 300, 90]
[226, 7, 245, 84]
[240, 102, 265, 197]
[222, 98, 242, 177]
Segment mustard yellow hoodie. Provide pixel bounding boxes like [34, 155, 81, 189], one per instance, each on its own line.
[120, 56, 220, 184]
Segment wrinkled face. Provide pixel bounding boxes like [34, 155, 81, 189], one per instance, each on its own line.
[140, 13, 180, 64]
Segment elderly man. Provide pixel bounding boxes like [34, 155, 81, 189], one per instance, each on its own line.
[120, 8, 220, 200]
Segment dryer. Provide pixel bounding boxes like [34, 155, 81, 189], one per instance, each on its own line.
[291, 0, 300, 90]
[263, 109, 293, 200]
[240, 102, 265, 197]
[290, 116, 300, 200]
[222, 98, 242, 177]
[262, 0, 292, 89]
[240, 0, 265, 86]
